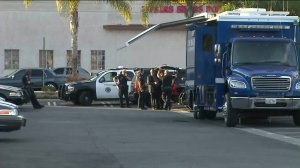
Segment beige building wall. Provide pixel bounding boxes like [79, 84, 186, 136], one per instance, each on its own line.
[0, 1, 189, 76]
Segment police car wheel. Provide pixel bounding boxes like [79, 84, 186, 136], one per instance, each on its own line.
[293, 111, 300, 126]
[223, 93, 238, 127]
[79, 91, 92, 106]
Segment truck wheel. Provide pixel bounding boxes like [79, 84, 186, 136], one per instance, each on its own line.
[198, 107, 206, 120]
[292, 111, 300, 126]
[193, 106, 205, 119]
[206, 111, 217, 120]
[79, 91, 93, 106]
[223, 93, 238, 127]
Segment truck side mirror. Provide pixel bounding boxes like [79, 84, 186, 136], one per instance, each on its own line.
[214, 44, 221, 55]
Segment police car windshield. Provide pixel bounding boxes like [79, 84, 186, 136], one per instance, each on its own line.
[232, 40, 297, 67]
[90, 71, 106, 81]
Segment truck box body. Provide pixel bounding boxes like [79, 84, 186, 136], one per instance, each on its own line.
[186, 8, 300, 126]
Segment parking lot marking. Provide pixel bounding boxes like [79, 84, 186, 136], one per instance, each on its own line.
[47, 102, 50, 106]
[275, 131, 300, 134]
[53, 102, 57, 106]
[236, 128, 300, 147]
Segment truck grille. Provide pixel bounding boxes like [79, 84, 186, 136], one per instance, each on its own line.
[251, 76, 291, 92]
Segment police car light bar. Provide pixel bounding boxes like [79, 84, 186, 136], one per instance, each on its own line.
[231, 25, 290, 30]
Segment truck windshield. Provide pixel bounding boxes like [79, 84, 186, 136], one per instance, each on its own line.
[232, 40, 297, 67]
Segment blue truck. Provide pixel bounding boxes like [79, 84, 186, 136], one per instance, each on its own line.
[120, 8, 299, 127]
[185, 8, 299, 127]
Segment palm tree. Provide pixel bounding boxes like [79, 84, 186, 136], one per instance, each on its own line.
[24, 0, 132, 80]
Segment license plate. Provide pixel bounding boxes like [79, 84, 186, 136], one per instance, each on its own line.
[265, 98, 276, 104]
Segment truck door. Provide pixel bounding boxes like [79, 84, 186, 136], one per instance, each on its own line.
[195, 26, 216, 109]
[96, 71, 118, 99]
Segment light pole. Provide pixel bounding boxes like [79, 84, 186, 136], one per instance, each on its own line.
[42, 37, 46, 87]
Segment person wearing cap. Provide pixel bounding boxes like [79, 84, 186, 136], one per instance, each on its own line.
[161, 70, 173, 110]
[137, 68, 147, 110]
[116, 69, 130, 108]
[147, 68, 158, 110]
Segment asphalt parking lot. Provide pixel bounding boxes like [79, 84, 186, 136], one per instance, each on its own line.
[24, 99, 300, 147]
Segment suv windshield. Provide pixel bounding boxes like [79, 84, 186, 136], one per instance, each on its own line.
[90, 71, 106, 81]
[232, 40, 297, 66]
[4, 70, 18, 77]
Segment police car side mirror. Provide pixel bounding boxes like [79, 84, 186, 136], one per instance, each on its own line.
[99, 77, 105, 83]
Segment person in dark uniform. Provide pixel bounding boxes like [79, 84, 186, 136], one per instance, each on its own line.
[137, 68, 147, 110]
[116, 69, 130, 108]
[147, 68, 157, 110]
[155, 69, 164, 109]
[161, 70, 173, 110]
[22, 70, 44, 109]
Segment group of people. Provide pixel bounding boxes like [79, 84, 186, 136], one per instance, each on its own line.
[23, 68, 175, 110]
[114, 68, 175, 111]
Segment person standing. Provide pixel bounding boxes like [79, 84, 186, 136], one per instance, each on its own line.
[155, 69, 164, 109]
[137, 68, 147, 110]
[147, 68, 157, 110]
[22, 70, 44, 109]
[116, 69, 130, 108]
[161, 70, 173, 110]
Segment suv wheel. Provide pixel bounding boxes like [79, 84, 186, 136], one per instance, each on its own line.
[79, 91, 92, 106]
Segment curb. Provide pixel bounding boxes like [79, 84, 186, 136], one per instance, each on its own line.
[34, 91, 58, 99]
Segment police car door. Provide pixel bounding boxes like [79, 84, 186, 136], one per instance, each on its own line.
[96, 71, 118, 99]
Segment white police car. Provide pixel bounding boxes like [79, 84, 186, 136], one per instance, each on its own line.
[0, 97, 26, 132]
[58, 69, 135, 106]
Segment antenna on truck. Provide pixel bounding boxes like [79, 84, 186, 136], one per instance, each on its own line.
[117, 16, 207, 51]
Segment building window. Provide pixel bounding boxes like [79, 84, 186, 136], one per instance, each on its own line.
[39, 50, 54, 69]
[67, 50, 81, 67]
[4, 49, 19, 69]
[91, 50, 105, 70]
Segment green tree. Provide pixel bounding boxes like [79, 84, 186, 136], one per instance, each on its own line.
[141, 0, 210, 26]
[24, 0, 132, 80]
